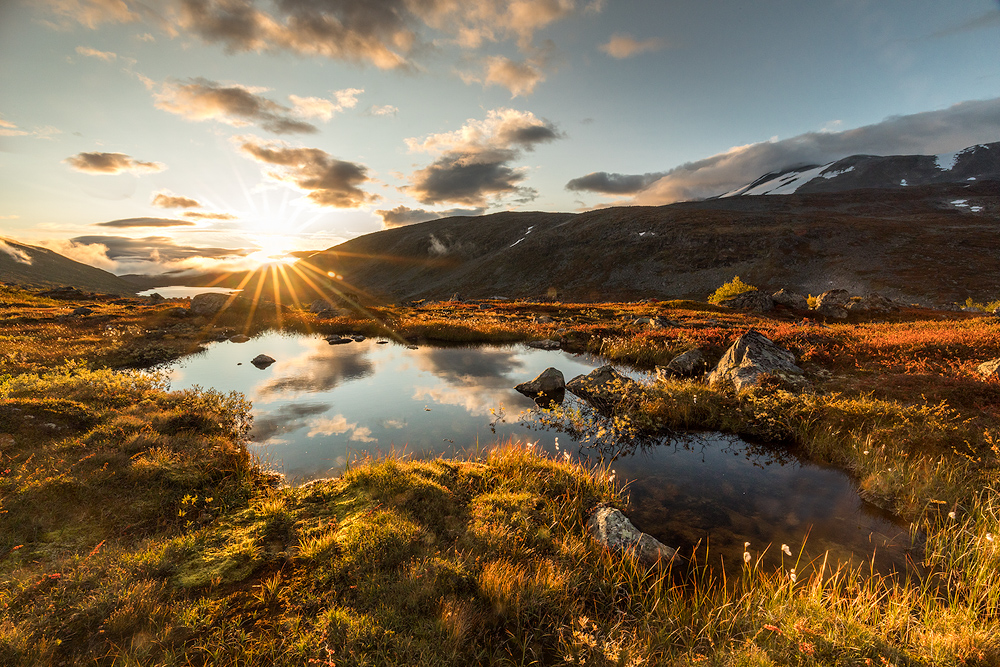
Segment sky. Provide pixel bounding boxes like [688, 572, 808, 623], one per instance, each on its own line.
[1, 0, 999, 277]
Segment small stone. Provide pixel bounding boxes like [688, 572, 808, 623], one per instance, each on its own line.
[230, 334, 250, 343]
[251, 354, 275, 369]
[587, 506, 677, 564]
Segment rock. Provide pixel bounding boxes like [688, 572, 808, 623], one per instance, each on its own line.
[251, 354, 276, 369]
[587, 506, 677, 565]
[771, 289, 809, 310]
[190, 292, 235, 316]
[977, 358, 1000, 379]
[230, 334, 250, 343]
[147, 293, 165, 304]
[847, 293, 898, 314]
[166, 307, 189, 318]
[527, 339, 561, 350]
[349, 334, 366, 342]
[814, 289, 851, 319]
[656, 349, 708, 379]
[325, 335, 352, 345]
[534, 315, 555, 323]
[566, 365, 639, 412]
[515, 367, 566, 407]
[309, 300, 331, 314]
[71, 306, 93, 316]
[718, 290, 774, 313]
[707, 330, 806, 391]
[650, 316, 682, 328]
[632, 317, 652, 325]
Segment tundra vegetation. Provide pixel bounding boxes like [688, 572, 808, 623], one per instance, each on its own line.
[1, 282, 999, 665]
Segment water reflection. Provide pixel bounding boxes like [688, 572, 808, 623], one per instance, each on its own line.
[163, 331, 913, 574]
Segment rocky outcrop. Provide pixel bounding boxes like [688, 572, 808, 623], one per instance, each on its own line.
[847, 293, 899, 314]
[977, 358, 1000, 379]
[587, 506, 677, 565]
[514, 367, 566, 407]
[251, 354, 275, 369]
[566, 365, 639, 412]
[718, 290, 774, 313]
[656, 349, 708, 379]
[527, 339, 561, 350]
[814, 289, 850, 319]
[190, 292, 245, 316]
[707, 330, 806, 391]
[772, 289, 809, 310]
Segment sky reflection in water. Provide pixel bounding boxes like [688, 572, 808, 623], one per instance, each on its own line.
[164, 331, 913, 573]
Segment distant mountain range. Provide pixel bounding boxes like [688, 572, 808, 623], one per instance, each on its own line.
[0, 237, 136, 295]
[717, 141, 1000, 198]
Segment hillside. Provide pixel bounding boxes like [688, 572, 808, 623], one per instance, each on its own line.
[0, 237, 137, 295]
[259, 180, 999, 306]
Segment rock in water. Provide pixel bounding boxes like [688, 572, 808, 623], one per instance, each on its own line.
[718, 290, 774, 313]
[230, 334, 250, 343]
[587, 507, 677, 564]
[515, 367, 566, 407]
[814, 289, 850, 319]
[527, 339, 561, 350]
[707, 330, 806, 391]
[251, 354, 275, 369]
[656, 348, 708, 379]
[771, 289, 809, 310]
[566, 365, 639, 412]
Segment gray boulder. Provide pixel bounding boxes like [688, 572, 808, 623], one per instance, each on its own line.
[707, 330, 806, 391]
[847, 293, 898, 314]
[566, 365, 639, 411]
[325, 335, 352, 345]
[515, 367, 566, 407]
[656, 348, 708, 379]
[229, 334, 250, 343]
[251, 354, 275, 369]
[977, 358, 1000, 379]
[71, 306, 93, 316]
[587, 506, 677, 565]
[191, 292, 235, 316]
[771, 289, 809, 310]
[814, 289, 851, 319]
[527, 339, 561, 350]
[718, 290, 774, 313]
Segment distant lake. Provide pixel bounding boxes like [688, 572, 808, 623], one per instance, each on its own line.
[162, 332, 914, 573]
[137, 286, 240, 299]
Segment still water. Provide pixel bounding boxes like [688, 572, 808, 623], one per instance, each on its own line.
[163, 331, 913, 572]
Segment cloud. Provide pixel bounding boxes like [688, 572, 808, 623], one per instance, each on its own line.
[182, 211, 238, 220]
[307, 414, 376, 442]
[39, 0, 140, 29]
[365, 104, 399, 117]
[154, 77, 318, 134]
[0, 116, 63, 140]
[461, 55, 545, 97]
[95, 217, 196, 227]
[64, 151, 166, 174]
[239, 138, 376, 208]
[405, 108, 561, 206]
[0, 239, 33, 265]
[75, 45, 117, 61]
[54, 235, 254, 274]
[289, 88, 363, 121]
[599, 33, 664, 59]
[152, 192, 202, 208]
[375, 205, 485, 228]
[250, 403, 330, 442]
[565, 171, 668, 195]
[572, 96, 1000, 204]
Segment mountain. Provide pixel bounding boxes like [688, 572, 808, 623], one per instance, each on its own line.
[717, 141, 1000, 198]
[0, 237, 137, 295]
[254, 179, 999, 306]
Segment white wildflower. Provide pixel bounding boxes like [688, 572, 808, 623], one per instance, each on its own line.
[986, 533, 994, 542]
[789, 569, 796, 583]
[781, 544, 792, 556]
[563, 451, 571, 461]
[948, 511, 957, 520]
[743, 551, 751, 563]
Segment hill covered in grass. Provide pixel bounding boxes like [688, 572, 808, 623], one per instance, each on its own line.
[0, 237, 136, 295]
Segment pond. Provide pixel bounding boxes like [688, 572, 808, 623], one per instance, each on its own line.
[163, 331, 914, 574]
[138, 286, 240, 299]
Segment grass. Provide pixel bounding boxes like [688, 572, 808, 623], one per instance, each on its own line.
[2, 284, 1000, 664]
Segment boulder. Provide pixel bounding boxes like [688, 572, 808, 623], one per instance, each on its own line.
[587, 506, 677, 565]
[534, 315, 555, 323]
[656, 348, 708, 379]
[166, 307, 190, 318]
[515, 368, 566, 407]
[814, 289, 850, 319]
[230, 334, 250, 343]
[771, 289, 809, 310]
[191, 292, 234, 316]
[718, 290, 774, 313]
[847, 293, 898, 314]
[71, 306, 93, 316]
[527, 339, 561, 350]
[977, 358, 1000, 379]
[566, 365, 639, 412]
[251, 354, 276, 369]
[707, 330, 806, 391]
[325, 335, 352, 345]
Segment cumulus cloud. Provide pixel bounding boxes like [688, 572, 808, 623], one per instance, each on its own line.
[307, 414, 376, 442]
[405, 108, 561, 206]
[375, 205, 485, 228]
[64, 151, 165, 174]
[75, 45, 117, 61]
[599, 33, 664, 59]
[365, 104, 399, 117]
[95, 217, 196, 227]
[289, 88, 363, 121]
[461, 55, 545, 97]
[239, 138, 376, 208]
[152, 192, 202, 208]
[570, 96, 1000, 204]
[565, 171, 668, 194]
[154, 77, 318, 134]
[182, 211, 238, 220]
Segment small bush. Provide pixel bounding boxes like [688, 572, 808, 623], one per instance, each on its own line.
[708, 276, 758, 304]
